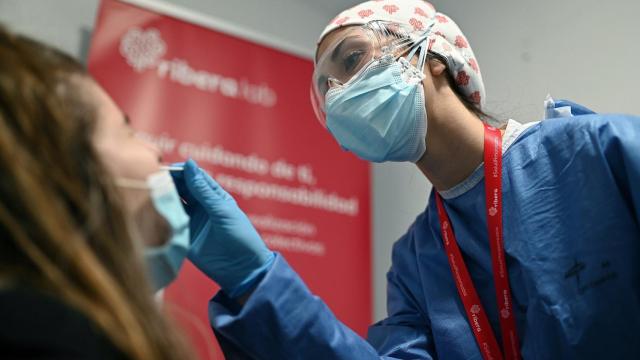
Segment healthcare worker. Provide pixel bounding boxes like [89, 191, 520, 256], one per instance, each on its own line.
[174, 1, 640, 358]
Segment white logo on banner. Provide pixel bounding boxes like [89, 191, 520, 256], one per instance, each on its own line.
[470, 304, 481, 314]
[120, 28, 166, 72]
[119, 27, 277, 108]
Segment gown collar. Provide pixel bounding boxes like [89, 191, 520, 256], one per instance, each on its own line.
[438, 119, 539, 200]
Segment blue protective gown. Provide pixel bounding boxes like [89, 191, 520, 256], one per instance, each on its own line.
[208, 107, 640, 359]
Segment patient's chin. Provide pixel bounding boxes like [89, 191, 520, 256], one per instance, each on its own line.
[133, 199, 171, 247]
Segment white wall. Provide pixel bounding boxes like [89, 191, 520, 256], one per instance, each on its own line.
[0, 0, 98, 58]
[433, 0, 640, 121]
[2, 0, 638, 324]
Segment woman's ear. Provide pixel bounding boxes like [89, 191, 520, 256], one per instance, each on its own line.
[427, 58, 447, 77]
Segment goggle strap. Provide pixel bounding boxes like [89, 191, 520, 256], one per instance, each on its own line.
[417, 40, 429, 72]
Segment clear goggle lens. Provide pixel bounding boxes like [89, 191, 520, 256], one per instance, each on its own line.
[311, 20, 432, 127]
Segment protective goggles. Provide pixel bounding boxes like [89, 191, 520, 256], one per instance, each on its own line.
[311, 20, 433, 127]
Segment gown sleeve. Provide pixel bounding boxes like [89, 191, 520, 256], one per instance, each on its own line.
[209, 229, 435, 360]
[597, 114, 640, 225]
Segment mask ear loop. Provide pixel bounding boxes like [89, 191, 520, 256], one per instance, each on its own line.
[402, 37, 429, 77]
[404, 22, 434, 71]
[405, 36, 421, 59]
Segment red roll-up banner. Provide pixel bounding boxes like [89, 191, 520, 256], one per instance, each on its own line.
[87, 0, 371, 358]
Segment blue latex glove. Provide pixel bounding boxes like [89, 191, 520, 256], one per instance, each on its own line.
[171, 159, 275, 298]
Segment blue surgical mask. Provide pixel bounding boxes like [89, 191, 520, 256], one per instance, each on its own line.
[145, 171, 190, 290]
[324, 42, 428, 163]
[117, 170, 190, 290]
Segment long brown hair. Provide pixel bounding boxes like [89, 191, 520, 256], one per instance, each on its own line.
[0, 26, 193, 359]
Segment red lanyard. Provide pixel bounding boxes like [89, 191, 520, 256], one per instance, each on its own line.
[434, 124, 521, 360]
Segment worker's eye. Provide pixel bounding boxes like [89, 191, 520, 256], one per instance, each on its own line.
[343, 50, 365, 74]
